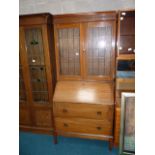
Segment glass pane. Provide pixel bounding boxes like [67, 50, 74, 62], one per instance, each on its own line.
[87, 26, 112, 76]
[19, 66, 26, 102]
[29, 66, 49, 104]
[25, 28, 45, 65]
[123, 97, 135, 153]
[32, 92, 49, 103]
[58, 28, 80, 75]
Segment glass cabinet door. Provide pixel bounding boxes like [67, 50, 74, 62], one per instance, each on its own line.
[56, 24, 81, 79]
[24, 28, 49, 104]
[85, 22, 115, 80]
[119, 11, 135, 55]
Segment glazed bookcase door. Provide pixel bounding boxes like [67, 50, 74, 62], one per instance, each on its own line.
[19, 29, 32, 126]
[84, 21, 116, 80]
[55, 24, 82, 80]
[118, 11, 135, 55]
[24, 27, 49, 105]
[22, 26, 53, 128]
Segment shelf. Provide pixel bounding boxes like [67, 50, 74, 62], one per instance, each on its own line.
[120, 34, 135, 36]
[117, 54, 135, 60]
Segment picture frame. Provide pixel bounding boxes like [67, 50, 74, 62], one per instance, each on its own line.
[119, 93, 135, 155]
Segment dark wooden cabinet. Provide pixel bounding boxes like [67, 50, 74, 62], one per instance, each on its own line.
[19, 14, 56, 135]
[114, 10, 135, 146]
[117, 10, 135, 56]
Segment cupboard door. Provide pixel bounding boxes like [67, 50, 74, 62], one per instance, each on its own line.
[85, 22, 116, 80]
[24, 27, 49, 105]
[55, 24, 82, 80]
[118, 11, 135, 55]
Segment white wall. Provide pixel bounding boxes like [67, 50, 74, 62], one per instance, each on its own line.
[19, 0, 135, 15]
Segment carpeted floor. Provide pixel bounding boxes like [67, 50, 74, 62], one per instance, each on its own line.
[19, 132, 118, 155]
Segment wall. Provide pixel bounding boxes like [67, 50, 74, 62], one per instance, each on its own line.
[19, 0, 135, 15]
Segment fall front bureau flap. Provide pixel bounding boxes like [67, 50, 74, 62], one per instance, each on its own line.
[53, 81, 114, 105]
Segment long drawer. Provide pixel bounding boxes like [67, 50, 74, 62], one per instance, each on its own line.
[55, 117, 113, 136]
[54, 102, 114, 121]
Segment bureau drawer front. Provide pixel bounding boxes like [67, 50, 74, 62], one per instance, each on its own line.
[54, 102, 114, 121]
[55, 118, 113, 136]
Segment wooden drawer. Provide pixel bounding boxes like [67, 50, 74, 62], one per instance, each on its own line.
[54, 102, 114, 121]
[55, 117, 113, 136]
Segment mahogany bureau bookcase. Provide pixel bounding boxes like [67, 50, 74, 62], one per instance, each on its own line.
[53, 11, 117, 149]
[19, 13, 57, 140]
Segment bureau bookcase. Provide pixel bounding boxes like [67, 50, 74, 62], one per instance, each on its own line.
[53, 12, 117, 149]
[19, 14, 57, 137]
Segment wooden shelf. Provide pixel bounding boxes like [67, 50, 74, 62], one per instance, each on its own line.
[117, 54, 135, 60]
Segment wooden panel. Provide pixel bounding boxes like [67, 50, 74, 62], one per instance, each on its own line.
[117, 54, 135, 60]
[57, 131, 112, 141]
[20, 125, 53, 135]
[20, 13, 52, 26]
[114, 106, 121, 146]
[19, 108, 31, 125]
[54, 102, 113, 121]
[119, 36, 135, 54]
[33, 109, 52, 127]
[53, 81, 114, 104]
[53, 11, 117, 24]
[116, 78, 135, 90]
[55, 118, 113, 136]
[19, 66, 27, 103]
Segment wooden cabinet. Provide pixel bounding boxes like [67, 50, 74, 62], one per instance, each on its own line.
[19, 14, 56, 135]
[54, 12, 116, 81]
[117, 10, 135, 57]
[53, 12, 116, 149]
[53, 81, 114, 143]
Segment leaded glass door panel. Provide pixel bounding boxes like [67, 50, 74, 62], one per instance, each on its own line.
[85, 22, 116, 80]
[24, 27, 49, 104]
[55, 24, 82, 80]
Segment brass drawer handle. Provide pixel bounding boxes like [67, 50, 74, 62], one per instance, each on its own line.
[96, 126, 102, 130]
[97, 111, 102, 115]
[64, 123, 68, 127]
[62, 109, 68, 113]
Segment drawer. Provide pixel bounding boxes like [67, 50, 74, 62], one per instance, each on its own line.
[54, 102, 113, 121]
[55, 118, 113, 136]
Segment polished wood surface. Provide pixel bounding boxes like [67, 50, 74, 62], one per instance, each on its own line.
[53, 81, 114, 104]
[116, 78, 135, 90]
[55, 118, 113, 135]
[20, 13, 52, 26]
[54, 102, 113, 120]
[114, 106, 121, 146]
[53, 11, 117, 24]
[117, 54, 135, 60]
[53, 81, 114, 145]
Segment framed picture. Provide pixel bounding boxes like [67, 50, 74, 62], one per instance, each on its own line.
[119, 93, 135, 155]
